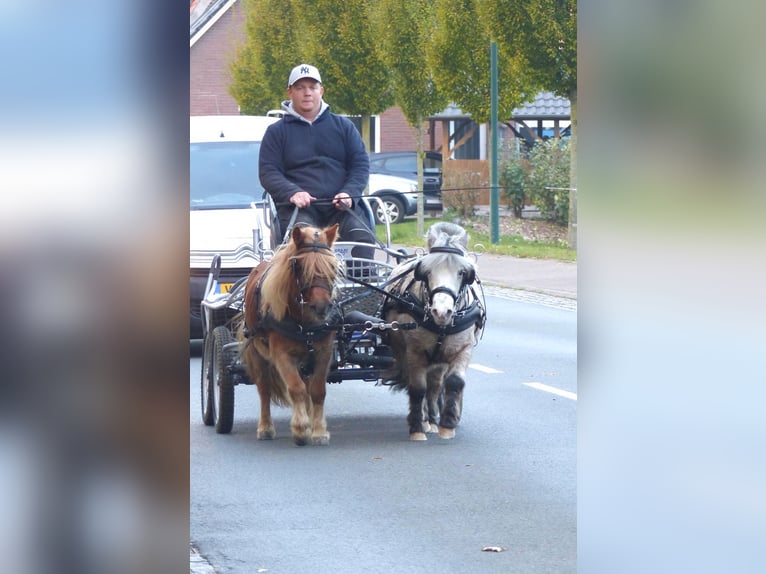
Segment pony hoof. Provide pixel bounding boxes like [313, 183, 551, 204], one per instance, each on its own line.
[426, 423, 439, 434]
[257, 428, 276, 440]
[293, 435, 310, 447]
[438, 427, 456, 439]
[409, 432, 428, 441]
[312, 434, 330, 446]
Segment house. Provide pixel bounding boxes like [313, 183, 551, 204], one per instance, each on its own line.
[190, 0, 246, 115]
[507, 92, 572, 147]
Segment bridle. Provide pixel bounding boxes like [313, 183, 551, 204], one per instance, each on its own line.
[413, 246, 476, 313]
[291, 231, 338, 306]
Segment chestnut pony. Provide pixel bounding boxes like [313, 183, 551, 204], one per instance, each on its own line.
[240, 224, 341, 446]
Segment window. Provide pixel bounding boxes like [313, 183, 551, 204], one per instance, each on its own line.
[190, 141, 263, 208]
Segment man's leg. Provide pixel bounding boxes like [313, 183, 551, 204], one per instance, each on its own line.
[334, 208, 376, 278]
[337, 207, 376, 256]
[277, 206, 320, 245]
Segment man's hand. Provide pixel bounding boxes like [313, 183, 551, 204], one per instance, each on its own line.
[332, 192, 352, 210]
[290, 191, 315, 208]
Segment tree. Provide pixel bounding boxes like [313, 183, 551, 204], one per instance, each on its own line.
[481, 0, 577, 248]
[297, 0, 393, 152]
[430, 0, 539, 125]
[229, 0, 305, 114]
[375, 0, 448, 236]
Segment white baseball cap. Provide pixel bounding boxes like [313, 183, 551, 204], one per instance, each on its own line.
[288, 64, 322, 87]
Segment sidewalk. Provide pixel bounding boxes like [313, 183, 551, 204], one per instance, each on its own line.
[475, 252, 577, 300]
[389, 244, 576, 302]
[467, 206, 576, 300]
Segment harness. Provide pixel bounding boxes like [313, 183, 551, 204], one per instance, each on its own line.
[243, 231, 340, 375]
[382, 247, 487, 362]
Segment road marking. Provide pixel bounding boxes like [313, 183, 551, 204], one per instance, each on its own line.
[523, 382, 577, 401]
[470, 363, 503, 374]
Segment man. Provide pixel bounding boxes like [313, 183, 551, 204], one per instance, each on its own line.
[259, 64, 375, 258]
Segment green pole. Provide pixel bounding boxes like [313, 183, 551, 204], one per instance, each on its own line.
[490, 41, 499, 244]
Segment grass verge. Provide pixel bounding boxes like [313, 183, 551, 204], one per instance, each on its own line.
[376, 217, 576, 261]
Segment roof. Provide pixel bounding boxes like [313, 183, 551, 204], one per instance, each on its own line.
[430, 91, 571, 122]
[511, 91, 570, 120]
[430, 103, 472, 120]
[190, 0, 237, 46]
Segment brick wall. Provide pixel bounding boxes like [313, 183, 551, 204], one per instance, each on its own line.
[379, 107, 444, 154]
[190, 3, 246, 115]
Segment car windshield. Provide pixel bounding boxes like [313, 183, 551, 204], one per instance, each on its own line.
[190, 141, 265, 209]
[423, 155, 441, 173]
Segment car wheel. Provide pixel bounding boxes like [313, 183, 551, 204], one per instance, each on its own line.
[373, 195, 406, 224]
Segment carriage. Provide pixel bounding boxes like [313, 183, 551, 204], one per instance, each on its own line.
[198, 195, 486, 444]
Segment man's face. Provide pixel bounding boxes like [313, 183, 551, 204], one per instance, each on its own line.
[288, 79, 324, 117]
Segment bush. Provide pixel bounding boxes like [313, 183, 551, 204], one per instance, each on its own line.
[526, 139, 571, 226]
[441, 170, 484, 218]
[500, 153, 528, 218]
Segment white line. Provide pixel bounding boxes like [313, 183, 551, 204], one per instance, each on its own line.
[523, 382, 577, 401]
[470, 363, 503, 374]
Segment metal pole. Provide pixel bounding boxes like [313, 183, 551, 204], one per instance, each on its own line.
[490, 41, 499, 244]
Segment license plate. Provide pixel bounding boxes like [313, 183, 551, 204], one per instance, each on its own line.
[216, 282, 235, 294]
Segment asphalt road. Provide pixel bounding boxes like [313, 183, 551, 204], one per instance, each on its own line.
[190, 293, 576, 574]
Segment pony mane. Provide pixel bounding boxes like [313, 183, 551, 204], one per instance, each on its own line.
[259, 226, 339, 321]
[426, 221, 469, 254]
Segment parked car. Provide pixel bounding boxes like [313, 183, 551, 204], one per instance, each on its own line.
[367, 172, 419, 224]
[189, 114, 279, 339]
[369, 151, 443, 211]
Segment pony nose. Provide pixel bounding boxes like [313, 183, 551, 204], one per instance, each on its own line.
[430, 291, 456, 326]
[430, 305, 453, 325]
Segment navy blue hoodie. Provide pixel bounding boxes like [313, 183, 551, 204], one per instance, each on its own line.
[259, 101, 369, 219]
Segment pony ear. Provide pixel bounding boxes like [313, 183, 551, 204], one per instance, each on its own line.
[463, 264, 476, 285]
[324, 223, 340, 246]
[290, 225, 305, 246]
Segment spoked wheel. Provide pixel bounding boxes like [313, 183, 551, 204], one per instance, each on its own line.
[200, 331, 215, 426]
[212, 326, 236, 434]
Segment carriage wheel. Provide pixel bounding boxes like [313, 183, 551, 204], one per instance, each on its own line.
[200, 331, 215, 426]
[212, 326, 236, 434]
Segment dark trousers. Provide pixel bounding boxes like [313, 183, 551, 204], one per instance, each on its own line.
[277, 203, 375, 260]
